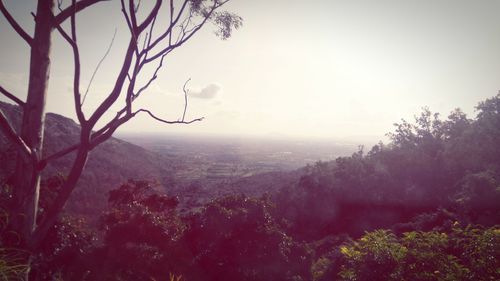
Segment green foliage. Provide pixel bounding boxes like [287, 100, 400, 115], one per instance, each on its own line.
[0, 248, 28, 281]
[0, 183, 27, 280]
[311, 257, 332, 281]
[274, 94, 500, 244]
[338, 230, 406, 281]
[95, 180, 187, 281]
[450, 225, 500, 280]
[101, 180, 184, 245]
[169, 272, 184, 281]
[454, 170, 500, 212]
[337, 226, 499, 281]
[186, 194, 308, 281]
[189, 0, 243, 40]
[400, 231, 467, 281]
[33, 215, 96, 281]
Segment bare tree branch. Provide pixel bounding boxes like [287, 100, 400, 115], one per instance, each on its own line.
[87, 39, 135, 126]
[32, 147, 89, 249]
[54, 0, 108, 24]
[120, 0, 139, 57]
[128, 0, 138, 32]
[89, 114, 133, 148]
[40, 116, 121, 167]
[0, 109, 31, 157]
[134, 0, 141, 13]
[142, 31, 149, 51]
[143, 1, 220, 65]
[120, 2, 164, 115]
[8, 0, 240, 252]
[136, 0, 162, 33]
[135, 108, 203, 124]
[168, 0, 174, 45]
[53, 0, 86, 124]
[0, 0, 33, 45]
[82, 28, 117, 105]
[35, 107, 135, 243]
[145, 11, 157, 52]
[124, 53, 141, 114]
[57, 0, 64, 12]
[41, 0, 232, 173]
[142, 0, 189, 56]
[39, 107, 130, 167]
[182, 78, 191, 121]
[135, 53, 167, 98]
[0, 86, 24, 107]
[38, 143, 78, 170]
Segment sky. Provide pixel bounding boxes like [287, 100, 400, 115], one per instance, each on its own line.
[1, 0, 500, 142]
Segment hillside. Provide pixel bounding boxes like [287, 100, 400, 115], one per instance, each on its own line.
[0, 102, 299, 215]
[0, 101, 180, 216]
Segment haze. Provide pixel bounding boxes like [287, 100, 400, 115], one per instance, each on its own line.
[1, 0, 499, 142]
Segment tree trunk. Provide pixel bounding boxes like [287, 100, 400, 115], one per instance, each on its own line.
[11, 0, 54, 251]
[32, 143, 90, 249]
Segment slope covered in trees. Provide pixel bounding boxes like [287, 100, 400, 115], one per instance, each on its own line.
[1, 94, 500, 280]
[0, 101, 180, 218]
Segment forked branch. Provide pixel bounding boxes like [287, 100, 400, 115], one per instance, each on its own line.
[134, 53, 167, 99]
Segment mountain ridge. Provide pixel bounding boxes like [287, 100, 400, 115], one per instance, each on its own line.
[0, 101, 180, 216]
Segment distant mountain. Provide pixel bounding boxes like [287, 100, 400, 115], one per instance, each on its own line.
[0, 101, 180, 217]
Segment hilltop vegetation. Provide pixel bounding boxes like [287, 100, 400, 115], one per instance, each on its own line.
[0, 101, 182, 218]
[1, 94, 500, 280]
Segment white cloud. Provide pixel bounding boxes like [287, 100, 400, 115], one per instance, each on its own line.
[189, 83, 221, 99]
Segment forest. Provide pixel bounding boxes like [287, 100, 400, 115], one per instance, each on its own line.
[1, 94, 499, 280]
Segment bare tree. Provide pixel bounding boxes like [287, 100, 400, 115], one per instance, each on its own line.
[0, 0, 241, 262]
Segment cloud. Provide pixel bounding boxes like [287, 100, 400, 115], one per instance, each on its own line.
[189, 83, 221, 99]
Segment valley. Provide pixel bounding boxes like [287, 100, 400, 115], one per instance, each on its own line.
[119, 132, 359, 181]
[118, 133, 360, 211]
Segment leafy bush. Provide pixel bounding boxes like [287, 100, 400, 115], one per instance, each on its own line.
[337, 226, 499, 281]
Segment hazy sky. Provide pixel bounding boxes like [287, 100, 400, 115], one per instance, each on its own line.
[1, 0, 500, 142]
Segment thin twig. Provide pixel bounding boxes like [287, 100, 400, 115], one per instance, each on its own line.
[82, 28, 117, 105]
[146, 14, 157, 52]
[135, 108, 203, 124]
[135, 53, 167, 98]
[134, 0, 141, 13]
[143, 1, 218, 65]
[57, 0, 64, 12]
[142, 32, 149, 52]
[182, 78, 191, 122]
[142, 0, 189, 55]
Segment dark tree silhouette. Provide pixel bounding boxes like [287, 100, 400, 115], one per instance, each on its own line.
[0, 0, 241, 275]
